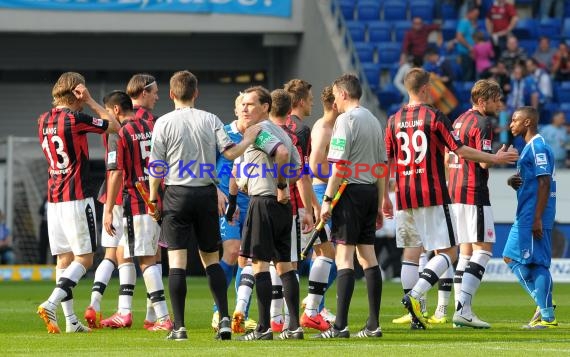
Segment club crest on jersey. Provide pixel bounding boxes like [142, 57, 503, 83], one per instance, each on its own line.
[487, 229, 494, 238]
[535, 153, 548, 166]
[92, 118, 104, 127]
[482, 139, 492, 151]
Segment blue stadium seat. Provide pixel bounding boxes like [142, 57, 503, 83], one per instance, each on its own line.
[383, 0, 408, 21]
[338, 0, 357, 20]
[357, 0, 381, 22]
[540, 102, 559, 124]
[392, 20, 411, 42]
[555, 81, 570, 104]
[376, 42, 401, 69]
[441, 20, 458, 42]
[562, 19, 570, 39]
[368, 21, 392, 42]
[386, 103, 403, 116]
[454, 81, 475, 103]
[410, 0, 434, 22]
[377, 83, 403, 108]
[538, 18, 562, 39]
[512, 18, 538, 40]
[345, 21, 366, 43]
[361, 62, 381, 91]
[354, 42, 376, 63]
[440, 2, 457, 20]
[518, 39, 537, 56]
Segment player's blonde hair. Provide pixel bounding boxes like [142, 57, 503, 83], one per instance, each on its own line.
[52, 72, 85, 107]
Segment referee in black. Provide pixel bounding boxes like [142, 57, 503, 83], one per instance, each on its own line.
[148, 71, 260, 341]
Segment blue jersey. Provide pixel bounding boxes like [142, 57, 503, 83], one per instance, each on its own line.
[216, 121, 249, 207]
[514, 134, 556, 229]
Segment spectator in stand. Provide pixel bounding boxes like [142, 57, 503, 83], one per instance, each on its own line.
[552, 42, 570, 81]
[533, 37, 557, 72]
[394, 56, 423, 104]
[485, 0, 518, 56]
[455, 5, 479, 81]
[499, 35, 527, 72]
[526, 58, 553, 109]
[507, 63, 540, 116]
[400, 17, 441, 66]
[539, 111, 569, 169]
[424, 47, 456, 92]
[482, 61, 511, 97]
[472, 31, 495, 79]
[458, 0, 482, 19]
[538, 0, 564, 20]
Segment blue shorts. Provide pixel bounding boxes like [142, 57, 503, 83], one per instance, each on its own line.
[502, 225, 552, 267]
[220, 198, 248, 241]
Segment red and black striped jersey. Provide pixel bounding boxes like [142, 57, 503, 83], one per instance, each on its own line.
[279, 122, 305, 213]
[448, 109, 493, 206]
[133, 105, 157, 123]
[38, 108, 108, 203]
[116, 117, 158, 216]
[97, 131, 124, 206]
[385, 103, 462, 210]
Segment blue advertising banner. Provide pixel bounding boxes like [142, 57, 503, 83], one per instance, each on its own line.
[0, 0, 292, 17]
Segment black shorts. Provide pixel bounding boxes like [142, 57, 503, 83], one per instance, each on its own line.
[331, 184, 378, 246]
[160, 185, 220, 253]
[240, 196, 293, 263]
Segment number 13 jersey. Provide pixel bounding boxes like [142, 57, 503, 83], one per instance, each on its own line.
[38, 108, 108, 203]
[385, 103, 462, 210]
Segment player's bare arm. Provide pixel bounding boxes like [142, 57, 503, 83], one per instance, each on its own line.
[533, 175, 551, 239]
[73, 84, 120, 133]
[103, 169, 123, 236]
[222, 124, 261, 161]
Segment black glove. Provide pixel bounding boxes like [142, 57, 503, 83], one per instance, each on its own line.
[507, 174, 522, 190]
[225, 194, 237, 221]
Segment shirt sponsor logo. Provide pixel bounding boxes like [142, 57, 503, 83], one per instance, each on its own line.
[483, 139, 492, 151]
[535, 153, 548, 166]
[92, 118, 104, 127]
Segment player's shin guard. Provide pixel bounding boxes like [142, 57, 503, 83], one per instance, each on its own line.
[281, 270, 300, 330]
[206, 263, 229, 319]
[168, 268, 187, 329]
[306, 256, 333, 317]
[254, 271, 272, 332]
[143, 265, 169, 320]
[411, 253, 452, 300]
[401, 261, 419, 295]
[458, 250, 491, 315]
[90, 258, 116, 312]
[235, 265, 254, 314]
[270, 263, 284, 324]
[454, 255, 470, 310]
[117, 263, 136, 315]
[530, 265, 555, 322]
[364, 266, 382, 330]
[507, 260, 536, 301]
[335, 269, 355, 330]
[435, 266, 454, 317]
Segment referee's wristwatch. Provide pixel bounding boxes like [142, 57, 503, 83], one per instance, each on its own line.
[277, 182, 288, 190]
[323, 194, 333, 203]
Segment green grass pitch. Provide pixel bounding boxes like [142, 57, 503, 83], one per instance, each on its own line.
[2, 277, 569, 356]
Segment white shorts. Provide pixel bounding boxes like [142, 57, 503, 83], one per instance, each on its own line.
[47, 198, 96, 256]
[395, 205, 457, 251]
[451, 203, 496, 244]
[100, 204, 124, 248]
[119, 214, 160, 258]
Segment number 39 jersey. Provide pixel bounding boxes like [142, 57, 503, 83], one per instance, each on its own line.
[385, 103, 462, 210]
[116, 117, 156, 216]
[38, 108, 108, 203]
